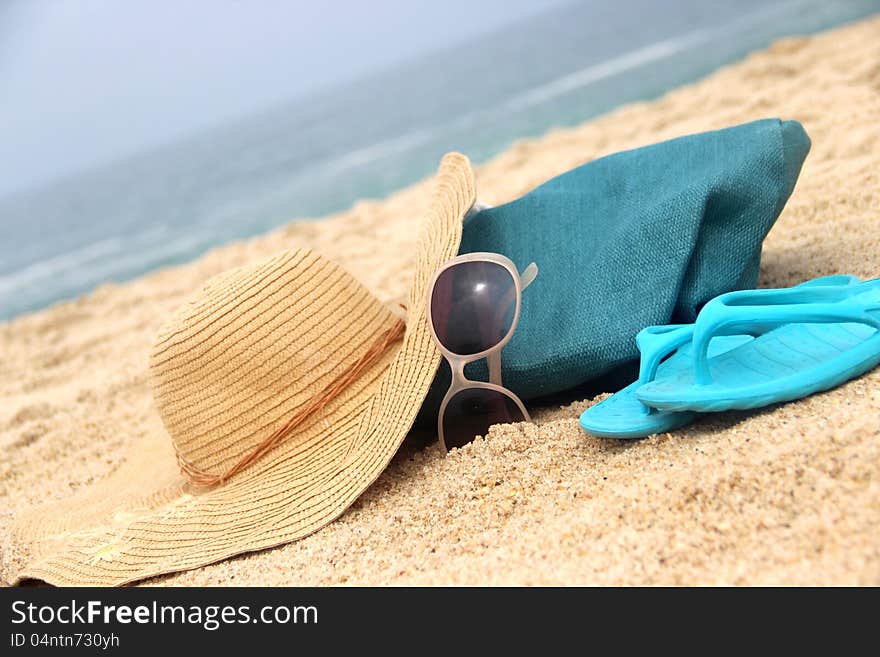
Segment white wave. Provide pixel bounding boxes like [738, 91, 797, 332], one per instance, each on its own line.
[315, 129, 433, 177]
[60, 230, 212, 289]
[0, 224, 173, 296]
[0, 238, 124, 295]
[503, 0, 805, 112]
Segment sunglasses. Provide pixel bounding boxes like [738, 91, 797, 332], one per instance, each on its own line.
[427, 252, 538, 452]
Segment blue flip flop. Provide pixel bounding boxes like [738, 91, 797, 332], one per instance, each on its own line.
[636, 276, 880, 413]
[580, 328, 751, 438]
[579, 275, 862, 439]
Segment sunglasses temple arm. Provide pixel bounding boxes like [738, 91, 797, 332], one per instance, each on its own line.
[488, 351, 503, 386]
[520, 263, 538, 290]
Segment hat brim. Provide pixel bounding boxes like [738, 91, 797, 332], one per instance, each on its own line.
[9, 153, 475, 586]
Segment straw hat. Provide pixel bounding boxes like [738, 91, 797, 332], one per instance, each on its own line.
[9, 153, 475, 586]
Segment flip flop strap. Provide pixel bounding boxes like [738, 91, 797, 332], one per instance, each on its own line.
[630, 325, 694, 417]
[691, 283, 880, 385]
[635, 325, 694, 384]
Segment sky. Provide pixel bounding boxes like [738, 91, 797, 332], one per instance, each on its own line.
[0, 0, 564, 197]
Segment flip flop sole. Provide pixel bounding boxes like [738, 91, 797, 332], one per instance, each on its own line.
[579, 381, 697, 439]
[637, 322, 880, 412]
[580, 335, 752, 439]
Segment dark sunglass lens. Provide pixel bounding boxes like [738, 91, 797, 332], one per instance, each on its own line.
[442, 388, 526, 450]
[431, 260, 517, 355]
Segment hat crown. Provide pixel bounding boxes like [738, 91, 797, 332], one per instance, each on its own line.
[149, 248, 398, 477]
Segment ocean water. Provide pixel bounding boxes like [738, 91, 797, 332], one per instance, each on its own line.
[1, 0, 877, 320]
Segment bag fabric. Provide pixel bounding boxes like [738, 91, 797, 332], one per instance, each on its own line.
[419, 118, 810, 421]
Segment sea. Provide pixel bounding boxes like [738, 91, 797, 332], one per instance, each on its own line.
[1, 0, 877, 320]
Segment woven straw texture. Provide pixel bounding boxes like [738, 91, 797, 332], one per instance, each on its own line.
[9, 153, 475, 586]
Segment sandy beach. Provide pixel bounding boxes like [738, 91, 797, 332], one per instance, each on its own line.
[1, 16, 878, 585]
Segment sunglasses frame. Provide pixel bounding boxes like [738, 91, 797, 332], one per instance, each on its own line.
[427, 252, 537, 453]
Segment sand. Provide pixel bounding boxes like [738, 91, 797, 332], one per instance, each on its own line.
[1, 16, 879, 586]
